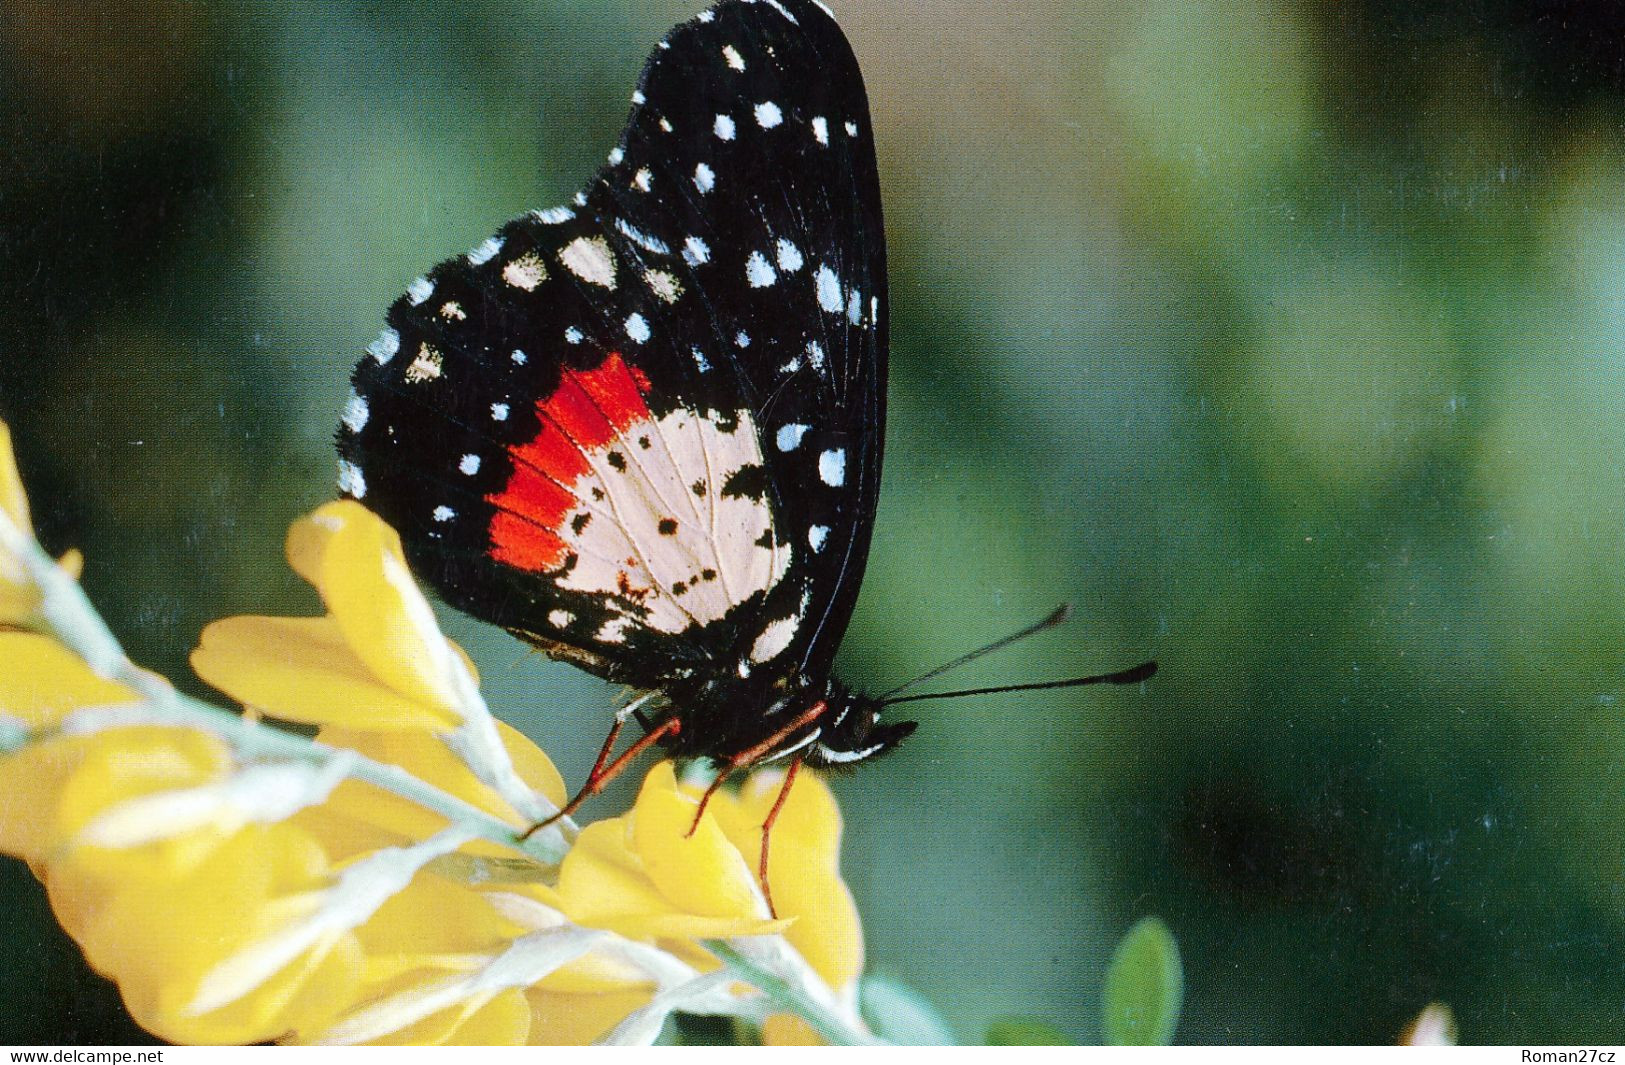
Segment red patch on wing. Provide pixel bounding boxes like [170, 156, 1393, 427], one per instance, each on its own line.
[486, 353, 654, 571]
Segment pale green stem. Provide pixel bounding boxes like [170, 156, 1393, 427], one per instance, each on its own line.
[705, 939, 882, 1046]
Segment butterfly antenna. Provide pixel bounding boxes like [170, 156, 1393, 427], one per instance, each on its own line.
[880, 660, 1157, 707]
[878, 604, 1074, 700]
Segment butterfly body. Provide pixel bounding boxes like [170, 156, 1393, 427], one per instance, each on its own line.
[338, 0, 915, 770]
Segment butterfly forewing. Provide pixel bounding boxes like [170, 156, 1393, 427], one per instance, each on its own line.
[339, 0, 886, 697]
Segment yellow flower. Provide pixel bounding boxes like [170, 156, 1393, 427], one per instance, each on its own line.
[0, 422, 83, 625]
[191, 500, 475, 732]
[557, 759, 866, 1046]
[0, 463, 874, 1046]
[0, 632, 140, 864]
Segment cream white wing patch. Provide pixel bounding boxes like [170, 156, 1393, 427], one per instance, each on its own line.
[485, 353, 791, 641]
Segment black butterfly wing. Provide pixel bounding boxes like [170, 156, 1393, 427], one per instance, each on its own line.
[337, 0, 886, 692]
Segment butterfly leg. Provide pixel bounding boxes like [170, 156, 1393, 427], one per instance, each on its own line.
[522, 713, 681, 839]
[581, 692, 658, 785]
[686, 763, 737, 837]
[756, 753, 805, 920]
[683, 699, 828, 836]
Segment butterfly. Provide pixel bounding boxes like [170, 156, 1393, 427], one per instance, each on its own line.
[336, 0, 1154, 855]
[338, 0, 911, 818]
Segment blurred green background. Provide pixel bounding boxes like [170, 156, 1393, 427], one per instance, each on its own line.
[4, 0, 1624, 1045]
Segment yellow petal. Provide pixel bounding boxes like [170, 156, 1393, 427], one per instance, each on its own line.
[106, 825, 364, 1045]
[557, 788, 786, 943]
[355, 871, 518, 957]
[526, 987, 653, 1046]
[449, 988, 533, 1045]
[314, 503, 463, 714]
[727, 769, 863, 991]
[630, 762, 766, 921]
[558, 819, 672, 927]
[299, 721, 565, 867]
[53, 727, 236, 881]
[285, 502, 347, 588]
[191, 616, 458, 731]
[387, 989, 531, 1046]
[0, 420, 28, 533]
[0, 633, 135, 728]
[762, 1014, 822, 1046]
[0, 736, 95, 861]
[321, 721, 566, 826]
[0, 549, 82, 627]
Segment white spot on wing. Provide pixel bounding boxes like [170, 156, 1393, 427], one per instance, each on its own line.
[819, 448, 846, 487]
[532, 206, 575, 224]
[812, 116, 829, 145]
[694, 162, 716, 193]
[754, 101, 783, 128]
[405, 344, 443, 383]
[615, 219, 670, 255]
[808, 524, 829, 551]
[735, 331, 751, 348]
[845, 120, 859, 136]
[776, 423, 808, 451]
[760, 0, 798, 23]
[714, 114, 736, 140]
[503, 253, 547, 290]
[433, 505, 455, 522]
[631, 90, 646, 105]
[341, 392, 368, 433]
[625, 313, 651, 344]
[806, 340, 826, 372]
[407, 277, 433, 305]
[459, 453, 481, 476]
[491, 402, 509, 421]
[467, 236, 503, 265]
[691, 346, 711, 373]
[723, 44, 746, 70]
[750, 614, 800, 663]
[368, 328, 399, 364]
[776, 239, 804, 272]
[338, 460, 366, 498]
[683, 235, 711, 265]
[608, 146, 625, 166]
[564, 327, 584, 344]
[847, 288, 863, 325]
[632, 167, 653, 192]
[560, 236, 617, 289]
[815, 264, 842, 312]
[645, 268, 682, 303]
[548, 609, 574, 628]
[746, 251, 777, 288]
[512, 349, 528, 364]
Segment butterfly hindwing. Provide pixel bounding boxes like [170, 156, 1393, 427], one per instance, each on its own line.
[339, 0, 886, 692]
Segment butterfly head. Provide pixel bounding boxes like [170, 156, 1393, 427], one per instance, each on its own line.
[802, 682, 917, 769]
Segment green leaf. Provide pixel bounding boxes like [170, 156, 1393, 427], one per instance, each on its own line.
[1102, 916, 1183, 1045]
[859, 975, 957, 1046]
[985, 1018, 1071, 1045]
